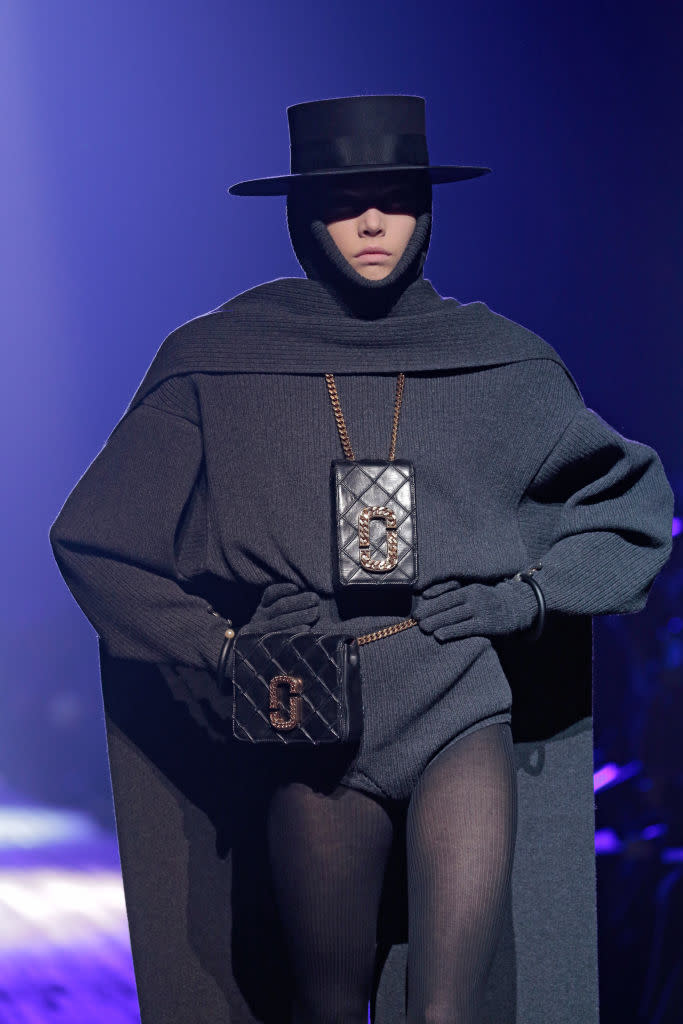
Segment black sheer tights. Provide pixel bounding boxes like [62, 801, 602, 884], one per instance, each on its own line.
[265, 722, 517, 1024]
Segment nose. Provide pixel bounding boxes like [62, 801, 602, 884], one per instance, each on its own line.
[360, 208, 384, 232]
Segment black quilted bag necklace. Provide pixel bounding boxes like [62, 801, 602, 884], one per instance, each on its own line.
[228, 372, 417, 746]
[326, 372, 419, 588]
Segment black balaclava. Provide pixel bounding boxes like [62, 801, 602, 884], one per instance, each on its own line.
[286, 173, 433, 321]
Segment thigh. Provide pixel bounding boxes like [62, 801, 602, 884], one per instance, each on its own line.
[405, 722, 518, 1022]
[266, 777, 397, 1020]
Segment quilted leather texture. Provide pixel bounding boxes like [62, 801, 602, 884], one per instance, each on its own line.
[232, 628, 363, 744]
[331, 458, 418, 587]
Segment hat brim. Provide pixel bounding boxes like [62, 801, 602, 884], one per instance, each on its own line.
[227, 164, 491, 196]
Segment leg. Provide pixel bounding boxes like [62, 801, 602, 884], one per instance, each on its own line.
[266, 775, 395, 1024]
[405, 722, 518, 1023]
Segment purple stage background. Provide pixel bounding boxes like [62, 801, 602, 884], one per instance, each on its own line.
[1, 1, 681, 1021]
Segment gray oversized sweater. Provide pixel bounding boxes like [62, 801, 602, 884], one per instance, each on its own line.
[48, 274, 675, 800]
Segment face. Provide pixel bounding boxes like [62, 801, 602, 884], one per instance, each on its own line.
[310, 172, 428, 280]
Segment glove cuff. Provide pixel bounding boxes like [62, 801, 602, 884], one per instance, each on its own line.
[495, 577, 541, 633]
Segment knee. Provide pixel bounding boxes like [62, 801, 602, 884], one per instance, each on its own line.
[408, 1002, 474, 1024]
[408, 1006, 449, 1024]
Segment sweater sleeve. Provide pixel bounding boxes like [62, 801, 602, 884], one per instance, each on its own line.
[49, 376, 233, 670]
[517, 404, 675, 616]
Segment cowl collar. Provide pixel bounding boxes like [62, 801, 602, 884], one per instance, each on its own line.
[121, 275, 583, 419]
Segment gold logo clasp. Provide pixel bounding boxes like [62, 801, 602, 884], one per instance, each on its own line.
[269, 675, 303, 730]
[357, 505, 399, 572]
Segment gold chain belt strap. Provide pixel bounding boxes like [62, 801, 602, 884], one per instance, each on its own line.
[324, 372, 419, 647]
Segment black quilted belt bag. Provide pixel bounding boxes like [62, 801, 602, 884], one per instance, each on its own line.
[226, 372, 419, 745]
[229, 619, 415, 744]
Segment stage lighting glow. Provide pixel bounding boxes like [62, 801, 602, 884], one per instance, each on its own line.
[594, 763, 619, 790]
[0, 868, 129, 952]
[641, 823, 667, 840]
[595, 828, 621, 853]
[594, 760, 642, 791]
[0, 807, 101, 850]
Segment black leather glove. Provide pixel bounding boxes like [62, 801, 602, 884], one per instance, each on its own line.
[240, 581, 322, 634]
[412, 577, 538, 642]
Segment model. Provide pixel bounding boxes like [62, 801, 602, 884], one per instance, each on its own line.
[49, 94, 674, 1023]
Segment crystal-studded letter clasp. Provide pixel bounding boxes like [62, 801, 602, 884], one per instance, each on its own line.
[358, 505, 399, 572]
[269, 675, 303, 730]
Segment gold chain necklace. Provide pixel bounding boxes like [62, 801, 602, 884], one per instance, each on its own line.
[324, 372, 418, 646]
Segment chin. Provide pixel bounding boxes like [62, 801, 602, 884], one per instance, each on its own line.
[358, 266, 393, 281]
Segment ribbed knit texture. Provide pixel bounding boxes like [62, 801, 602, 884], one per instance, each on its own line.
[49, 358, 674, 801]
[49, 191, 674, 802]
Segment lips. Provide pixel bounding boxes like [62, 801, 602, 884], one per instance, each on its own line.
[356, 247, 390, 256]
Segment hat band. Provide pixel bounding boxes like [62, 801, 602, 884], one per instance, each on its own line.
[291, 133, 429, 174]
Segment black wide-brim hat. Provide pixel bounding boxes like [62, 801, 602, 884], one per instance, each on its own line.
[227, 94, 491, 196]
